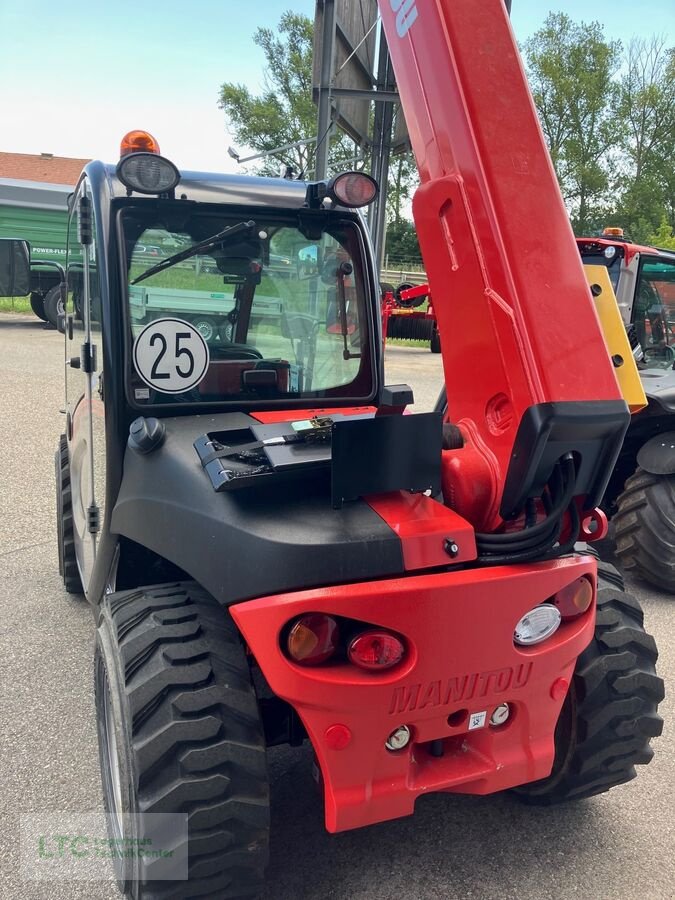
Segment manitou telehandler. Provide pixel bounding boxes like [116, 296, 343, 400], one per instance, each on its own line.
[0, 1, 664, 898]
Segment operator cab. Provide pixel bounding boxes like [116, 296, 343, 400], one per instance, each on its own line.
[1, 130, 437, 603]
[577, 228, 675, 367]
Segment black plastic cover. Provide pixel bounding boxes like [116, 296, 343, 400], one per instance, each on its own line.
[111, 412, 404, 605]
[636, 431, 675, 476]
[331, 412, 443, 507]
[500, 401, 630, 518]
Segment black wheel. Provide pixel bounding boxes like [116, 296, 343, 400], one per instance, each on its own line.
[514, 559, 663, 804]
[191, 315, 218, 343]
[55, 434, 83, 594]
[430, 324, 441, 354]
[30, 292, 48, 322]
[395, 281, 426, 309]
[43, 284, 64, 328]
[613, 468, 675, 593]
[95, 582, 269, 899]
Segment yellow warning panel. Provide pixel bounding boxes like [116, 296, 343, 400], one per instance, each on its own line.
[583, 264, 647, 414]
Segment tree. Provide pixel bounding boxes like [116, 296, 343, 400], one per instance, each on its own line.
[524, 14, 623, 233]
[384, 220, 422, 266]
[613, 38, 675, 239]
[219, 12, 356, 178]
[647, 216, 675, 251]
[387, 152, 418, 225]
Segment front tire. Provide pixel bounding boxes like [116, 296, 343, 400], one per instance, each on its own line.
[515, 559, 663, 804]
[55, 434, 83, 594]
[95, 582, 270, 899]
[613, 468, 675, 593]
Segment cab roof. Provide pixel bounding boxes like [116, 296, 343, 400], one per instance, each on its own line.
[89, 161, 336, 211]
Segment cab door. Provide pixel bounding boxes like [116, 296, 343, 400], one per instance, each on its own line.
[65, 180, 102, 593]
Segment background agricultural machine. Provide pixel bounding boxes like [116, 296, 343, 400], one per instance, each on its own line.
[579, 231, 675, 591]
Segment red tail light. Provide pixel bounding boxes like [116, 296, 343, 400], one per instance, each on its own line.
[348, 630, 405, 671]
[287, 614, 340, 665]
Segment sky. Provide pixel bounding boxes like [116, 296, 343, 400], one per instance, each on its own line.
[0, 0, 673, 174]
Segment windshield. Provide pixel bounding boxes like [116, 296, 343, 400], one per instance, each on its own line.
[633, 256, 675, 369]
[120, 207, 374, 406]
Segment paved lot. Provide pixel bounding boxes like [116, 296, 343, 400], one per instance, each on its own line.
[0, 313, 672, 900]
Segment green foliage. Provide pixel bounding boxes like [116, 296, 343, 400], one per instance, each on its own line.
[387, 153, 418, 225]
[524, 14, 623, 233]
[647, 216, 675, 251]
[611, 38, 675, 237]
[219, 11, 356, 178]
[385, 220, 422, 266]
[525, 16, 674, 239]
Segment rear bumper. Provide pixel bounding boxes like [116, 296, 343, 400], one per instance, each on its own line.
[231, 555, 595, 832]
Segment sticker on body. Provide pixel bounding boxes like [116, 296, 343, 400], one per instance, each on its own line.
[468, 711, 487, 731]
[133, 318, 210, 394]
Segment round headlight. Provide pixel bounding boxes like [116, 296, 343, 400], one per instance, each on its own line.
[604, 245, 616, 259]
[116, 152, 180, 195]
[514, 603, 561, 646]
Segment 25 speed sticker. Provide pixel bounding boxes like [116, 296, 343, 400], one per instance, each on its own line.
[133, 318, 210, 394]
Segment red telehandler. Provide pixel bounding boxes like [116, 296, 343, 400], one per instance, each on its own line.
[0, 1, 662, 898]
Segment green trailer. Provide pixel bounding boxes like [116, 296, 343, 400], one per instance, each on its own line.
[0, 178, 71, 324]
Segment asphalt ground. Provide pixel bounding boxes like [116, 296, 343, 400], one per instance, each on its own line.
[0, 312, 672, 900]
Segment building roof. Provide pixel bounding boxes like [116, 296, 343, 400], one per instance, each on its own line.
[0, 152, 90, 187]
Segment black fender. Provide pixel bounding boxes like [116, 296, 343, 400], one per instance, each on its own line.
[636, 432, 675, 476]
[110, 412, 404, 605]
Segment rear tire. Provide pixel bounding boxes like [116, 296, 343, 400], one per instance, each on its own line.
[613, 467, 675, 593]
[55, 434, 83, 594]
[95, 582, 270, 899]
[30, 292, 48, 322]
[430, 324, 441, 354]
[43, 284, 63, 328]
[514, 560, 663, 804]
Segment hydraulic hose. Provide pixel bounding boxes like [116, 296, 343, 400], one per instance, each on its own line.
[476, 456, 575, 550]
[476, 454, 579, 564]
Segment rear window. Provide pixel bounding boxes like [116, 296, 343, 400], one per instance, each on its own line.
[120, 208, 375, 407]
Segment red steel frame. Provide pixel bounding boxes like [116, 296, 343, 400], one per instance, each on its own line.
[380, 0, 622, 529]
[232, 0, 626, 834]
[232, 556, 595, 832]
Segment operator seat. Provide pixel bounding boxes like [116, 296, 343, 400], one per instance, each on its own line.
[210, 343, 263, 361]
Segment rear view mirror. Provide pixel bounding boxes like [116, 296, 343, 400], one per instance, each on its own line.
[0, 239, 31, 297]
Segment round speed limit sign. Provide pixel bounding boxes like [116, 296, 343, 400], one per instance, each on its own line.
[133, 318, 210, 394]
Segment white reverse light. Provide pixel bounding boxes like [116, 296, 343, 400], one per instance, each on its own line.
[514, 603, 561, 646]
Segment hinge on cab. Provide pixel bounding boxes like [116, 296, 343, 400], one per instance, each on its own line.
[87, 504, 100, 534]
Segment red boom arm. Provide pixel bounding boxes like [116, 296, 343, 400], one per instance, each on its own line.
[378, 0, 626, 529]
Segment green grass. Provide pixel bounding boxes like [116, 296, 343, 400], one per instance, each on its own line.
[0, 297, 31, 313]
[386, 337, 429, 348]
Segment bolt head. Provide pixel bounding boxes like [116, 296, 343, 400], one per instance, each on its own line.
[386, 725, 411, 751]
[444, 538, 459, 558]
[490, 703, 510, 726]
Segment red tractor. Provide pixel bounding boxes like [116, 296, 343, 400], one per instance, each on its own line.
[0, 3, 662, 898]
